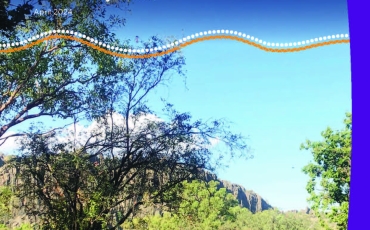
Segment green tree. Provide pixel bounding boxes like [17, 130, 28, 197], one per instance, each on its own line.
[124, 180, 244, 230]
[8, 42, 249, 229]
[300, 113, 351, 230]
[0, 0, 35, 37]
[0, 186, 13, 225]
[0, 0, 130, 145]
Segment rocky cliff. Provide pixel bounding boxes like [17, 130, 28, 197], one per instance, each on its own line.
[202, 170, 273, 213]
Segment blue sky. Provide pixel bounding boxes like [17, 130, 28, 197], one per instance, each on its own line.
[113, 0, 351, 211]
[1, 0, 351, 211]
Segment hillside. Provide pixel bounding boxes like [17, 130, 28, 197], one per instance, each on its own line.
[0, 154, 273, 228]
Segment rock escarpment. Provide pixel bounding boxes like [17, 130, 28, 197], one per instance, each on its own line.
[202, 171, 272, 213]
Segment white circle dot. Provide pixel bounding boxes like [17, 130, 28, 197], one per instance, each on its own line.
[221, 30, 224, 33]
[251, 36, 254, 40]
[204, 31, 207, 35]
[212, 30, 216, 34]
[297, 42, 301, 45]
[314, 38, 318, 42]
[200, 32, 203, 36]
[271, 43, 275, 46]
[217, 30, 220, 33]
[242, 34, 246, 37]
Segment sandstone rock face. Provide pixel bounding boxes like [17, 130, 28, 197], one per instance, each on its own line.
[202, 171, 272, 213]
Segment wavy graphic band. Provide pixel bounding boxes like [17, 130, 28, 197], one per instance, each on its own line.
[0, 30, 350, 58]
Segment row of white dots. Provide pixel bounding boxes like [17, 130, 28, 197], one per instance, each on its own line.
[0, 29, 350, 52]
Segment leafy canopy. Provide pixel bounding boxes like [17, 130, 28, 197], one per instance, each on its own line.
[301, 112, 351, 230]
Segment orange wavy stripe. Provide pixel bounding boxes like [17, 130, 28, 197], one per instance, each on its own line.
[0, 34, 350, 58]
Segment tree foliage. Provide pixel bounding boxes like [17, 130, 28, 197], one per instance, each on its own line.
[4, 32, 249, 229]
[1, 1, 252, 230]
[0, 186, 13, 224]
[123, 180, 325, 230]
[0, 0, 130, 145]
[301, 113, 351, 230]
[0, 0, 35, 37]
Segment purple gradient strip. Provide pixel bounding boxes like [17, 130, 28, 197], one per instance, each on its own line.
[347, 0, 369, 229]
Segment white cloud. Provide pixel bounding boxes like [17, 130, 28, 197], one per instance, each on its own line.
[0, 112, 220, 155]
